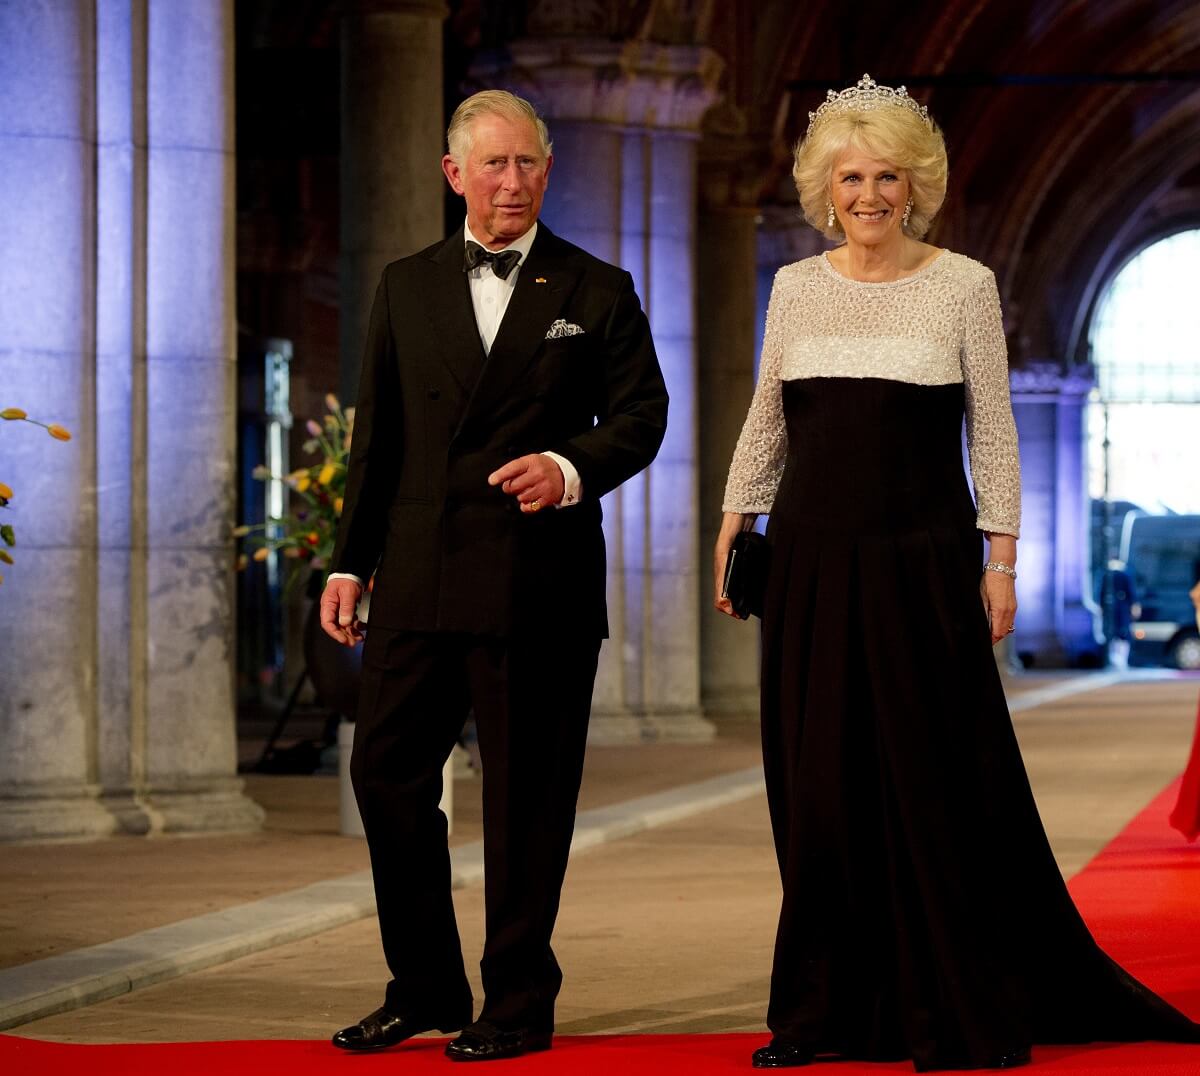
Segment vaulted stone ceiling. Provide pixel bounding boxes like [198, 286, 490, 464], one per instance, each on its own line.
[237, 0, 1200, 366]
[698, 0, 1200, 365]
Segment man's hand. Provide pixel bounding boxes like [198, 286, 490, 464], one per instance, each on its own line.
[488, 453, 565, 513]
[320, 577, 365, 647]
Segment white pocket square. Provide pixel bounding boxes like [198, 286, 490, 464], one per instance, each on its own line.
[545, 319, 585, 340]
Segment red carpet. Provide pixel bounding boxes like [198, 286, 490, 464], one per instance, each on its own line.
[4, 781, 1200, 1074]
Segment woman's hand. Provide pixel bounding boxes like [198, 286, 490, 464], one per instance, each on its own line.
[981, 571, 1017, 645]
[714, 512, 757, 619]
[981, 533, 1017, 646]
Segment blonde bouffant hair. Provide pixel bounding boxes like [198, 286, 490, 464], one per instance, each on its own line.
[793, 106, 948, 240]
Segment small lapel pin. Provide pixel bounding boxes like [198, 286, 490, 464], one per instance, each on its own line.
[534, 277, 547, 284]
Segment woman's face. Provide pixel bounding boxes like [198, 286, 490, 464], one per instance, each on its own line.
[829, 150, 910, 247]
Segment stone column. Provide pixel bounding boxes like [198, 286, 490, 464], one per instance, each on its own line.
[0, 0, 261, 840]
[339, 0, 448, 401]
[696, 166, 764, 722]
[139, 0, 262, 832]
[0, 0, 114, 840]
[471, 39, 723, 742]
[1009, 364, 1098, 667]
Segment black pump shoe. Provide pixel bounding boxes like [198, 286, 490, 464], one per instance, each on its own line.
[331, 1006, 467, 1051]
[751, 1038, 814, 1068]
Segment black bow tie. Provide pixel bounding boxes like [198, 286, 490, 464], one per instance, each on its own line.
[464, 241, 522, 280]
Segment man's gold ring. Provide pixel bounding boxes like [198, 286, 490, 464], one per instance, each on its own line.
[530, 499, 541, 511]
[1006, 625, 1016, 634]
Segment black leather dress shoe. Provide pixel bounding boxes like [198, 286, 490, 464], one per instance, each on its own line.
[444, 1022, 553, 1062]
[331, 1006, 466, 1051]
[751, 1038, 814, 1068]
[993, 1047, 1032, 1069]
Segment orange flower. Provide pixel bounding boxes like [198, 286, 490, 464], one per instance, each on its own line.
[334, 496, 344, 515]
[1, 408, 27, 420]
[252, 547, 270, 562]
[236, 554, 249, 571]
[48, 424, 72, 441]
[306, 532, 319, 545]
[0, 481, 12, 500]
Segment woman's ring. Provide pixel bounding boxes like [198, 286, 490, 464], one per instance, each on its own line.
[1006, 625, 1016, 634]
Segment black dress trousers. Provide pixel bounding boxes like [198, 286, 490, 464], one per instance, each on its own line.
[351, 623, 601, 1031]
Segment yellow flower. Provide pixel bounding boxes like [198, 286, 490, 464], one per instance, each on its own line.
[334, 496, 344, 515]
[253, 547, 270, 562]
[232, 525, 251, 538]
[1, 408, 28, 420]
[0, 481, 11, 500]
[236, 554, 249, 571]
[295, 475, 311, 493]
[0, 550, 12, 565]
[48, 424, 72, 441]
[318, 463, 337, 486]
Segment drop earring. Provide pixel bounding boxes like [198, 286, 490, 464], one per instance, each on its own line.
[902, 197, 913, 228]
[827, 201, 836, 229]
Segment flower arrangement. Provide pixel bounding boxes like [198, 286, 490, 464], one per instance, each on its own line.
[0, 407, 73, 585]
[236, 393, 352, 589]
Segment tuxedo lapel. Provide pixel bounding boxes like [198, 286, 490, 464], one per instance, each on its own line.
[419, 229, 487, 393]
[460, 226, 582, 430]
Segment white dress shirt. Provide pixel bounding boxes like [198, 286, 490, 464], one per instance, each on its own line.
[329, 221, 582, 593]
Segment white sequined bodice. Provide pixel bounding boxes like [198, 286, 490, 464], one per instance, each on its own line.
[722, 250, 1021, 536]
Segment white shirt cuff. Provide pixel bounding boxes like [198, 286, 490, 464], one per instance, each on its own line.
[542, 451, 582, 507]
[327, 572, 364, 587]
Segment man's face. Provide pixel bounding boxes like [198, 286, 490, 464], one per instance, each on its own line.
[442, 114, 553, 249]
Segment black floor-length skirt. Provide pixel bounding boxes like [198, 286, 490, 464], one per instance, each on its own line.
[759, 376, 1198, 1071]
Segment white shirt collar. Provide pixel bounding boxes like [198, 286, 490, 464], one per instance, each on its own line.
[463, 220, 538, 266]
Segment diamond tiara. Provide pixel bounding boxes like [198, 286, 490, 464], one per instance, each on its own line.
[806, 74, 931, 137]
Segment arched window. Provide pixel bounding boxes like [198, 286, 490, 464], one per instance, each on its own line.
[1088, 228, 1200, 515]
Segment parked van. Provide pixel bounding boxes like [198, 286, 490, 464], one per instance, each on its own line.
[1117, 513, 1200, 669]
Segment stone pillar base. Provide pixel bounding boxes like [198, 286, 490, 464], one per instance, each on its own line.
[589, 709, 717, 745]
[702, 687, 760, 722]
[140, 777, 266, 835]
[0, 786, 117, 843]
[100, 791, 157, 836]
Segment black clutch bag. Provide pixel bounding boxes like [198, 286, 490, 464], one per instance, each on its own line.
[721, 530, 769, 619]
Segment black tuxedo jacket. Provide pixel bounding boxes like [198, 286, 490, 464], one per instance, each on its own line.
[329, 224, 669, 638]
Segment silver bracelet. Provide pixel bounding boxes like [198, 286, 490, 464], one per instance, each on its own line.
[984, 561, 1017, 580]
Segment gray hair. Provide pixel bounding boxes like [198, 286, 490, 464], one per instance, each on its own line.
[446, 90, 553, 165]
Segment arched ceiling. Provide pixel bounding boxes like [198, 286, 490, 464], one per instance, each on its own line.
[236, 0, 1200, 366]
[696, 0, 1200, 366]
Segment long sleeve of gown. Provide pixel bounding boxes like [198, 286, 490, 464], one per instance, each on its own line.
[722, 273, 788, 514]
[961, 270, 1021, 537]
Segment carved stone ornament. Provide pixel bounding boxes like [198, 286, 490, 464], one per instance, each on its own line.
[471, 37, 723, 132]
[526, 0, 612, 36]
[1009, 361, 1095, 397]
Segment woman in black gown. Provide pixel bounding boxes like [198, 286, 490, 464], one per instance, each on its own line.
[714, 75, 1200, 1071]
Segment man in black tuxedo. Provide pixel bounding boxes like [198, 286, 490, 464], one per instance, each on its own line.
[320, 90, 668, 1061]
